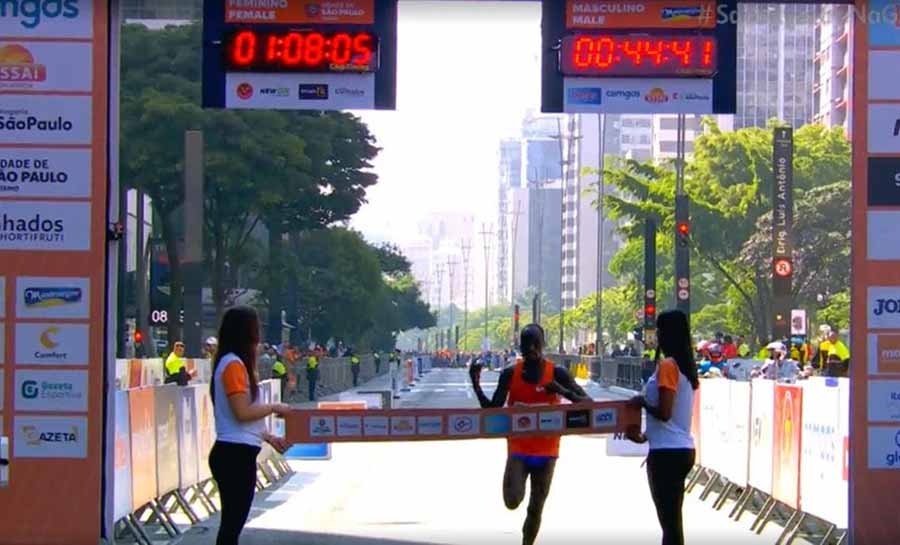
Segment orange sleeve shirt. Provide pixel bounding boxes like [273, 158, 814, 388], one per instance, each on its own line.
[222, 361, 250, 397]
[657, 359, 680, 391]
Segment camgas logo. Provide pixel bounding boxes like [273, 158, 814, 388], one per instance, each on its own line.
[0, 0, 81, 30]
[0, 44, 46, 87]
[606, 89, 640, 100]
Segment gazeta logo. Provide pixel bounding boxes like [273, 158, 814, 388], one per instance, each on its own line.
[0, 0, 81, 30]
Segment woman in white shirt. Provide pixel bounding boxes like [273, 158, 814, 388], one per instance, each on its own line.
[209, 306, 292, 545]
[626, 310, 700, 545]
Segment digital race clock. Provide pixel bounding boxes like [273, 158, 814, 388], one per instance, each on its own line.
[560, 34, 717, 78]
[224, 29, 380, 73]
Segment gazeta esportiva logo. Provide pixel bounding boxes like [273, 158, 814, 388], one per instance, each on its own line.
[0, 0, 81, 30]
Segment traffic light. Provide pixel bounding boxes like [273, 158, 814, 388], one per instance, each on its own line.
[677, 221, 690, 247]
[644, 303, 657, 321]
[514, 304, 520, 330]
[133, 330, 144, 357]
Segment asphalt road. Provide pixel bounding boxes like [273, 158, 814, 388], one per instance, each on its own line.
[176, 368, 796, 545]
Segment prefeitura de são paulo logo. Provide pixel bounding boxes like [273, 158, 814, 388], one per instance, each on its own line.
[0, 44, 46, 89]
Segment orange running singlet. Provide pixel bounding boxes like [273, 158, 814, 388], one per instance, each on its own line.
[507, 359, 561, 458]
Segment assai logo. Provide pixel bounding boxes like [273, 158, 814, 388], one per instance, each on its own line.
[21, 379, 38, 398]
[299, 83, 328, 100]
[644, 88, 669, 104]
[0, 44, 46, 87]
[0, 0, 81, 30]
[236, 82, 253, 100]
[567, 87, 602, 106]
[24, 286, 81, 307]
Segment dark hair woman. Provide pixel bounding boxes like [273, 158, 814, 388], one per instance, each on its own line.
[626, 309, 699, 545]
[209, 306, 292, 545]
[469, 323, 591, 545]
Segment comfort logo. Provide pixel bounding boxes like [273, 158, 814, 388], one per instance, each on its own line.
[40, 326, 59, 348]
[236, 82, 253, 100]
[644, 88, 669, 103]
[0, 44, 46, 85]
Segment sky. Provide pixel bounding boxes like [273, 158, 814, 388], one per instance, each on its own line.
[350, 1, 544, 245]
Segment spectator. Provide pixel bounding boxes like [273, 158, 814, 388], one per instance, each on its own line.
[722, 336, 738, 360]
[699, 343, 726, 377]
[827, 330, 850, 364]
[204, 336, 219, 359]
[164, 341, 193, 386]
[755, 342, 801, 382]
[736, 336, 751, 358]
[813, 325, 834, 371]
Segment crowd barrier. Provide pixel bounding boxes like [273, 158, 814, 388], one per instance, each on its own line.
[111, 379, 291, 545]
[114, 358, 213, 390]
[687, 377, 849, 544]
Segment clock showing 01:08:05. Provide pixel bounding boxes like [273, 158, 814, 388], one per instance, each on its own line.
[560, 34, 718, 78]
[224, 29, 380, 73]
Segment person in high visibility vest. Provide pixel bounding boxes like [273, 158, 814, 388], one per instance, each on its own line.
[271, 352, 287, 399]
[306, 353, 319, 401]
[164, 341, 191, 386]
[469, 324, 590, 545]
[737, 336, 751, 358]
[349, 350, 361, 387]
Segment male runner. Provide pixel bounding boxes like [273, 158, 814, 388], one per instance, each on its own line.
[469, 323, 591, 545]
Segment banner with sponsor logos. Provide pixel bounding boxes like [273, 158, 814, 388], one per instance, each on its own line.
[0, 1, 111, 542]
[563, 77, 713, 114]
[698, 379, 726, 469]
[285, 401, 637, 444]
[799, 378, 848, 528]
[196, 386, 215, 481]
[772, 384, 803, 509]
[154, 386, 180, 497]
[851, 1, 900, 539]
[565, 0, 717, 30]
[112, 391, 133, 522]
[128, 387, 158, 511]
[748, 379, 775, 494]
[177, 386, 200, 490]
[723, 381, 751, 486]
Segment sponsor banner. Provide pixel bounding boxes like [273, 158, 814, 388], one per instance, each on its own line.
[867, 426, 900, 469]
[128, 387, 157, 510]
[724, 381, 751, 486]
[772, 384, 803, 509]
[868, 287, 900, 329]
[14, 322, 89, 366]
[870, 334, 900, 375]
[0, 0, 94, 39]
[225, 72, 375, 111]
[0, 200, 91, 251]
[225, 0, 375, 25]
[698, 378, 727, 471]
[868, 380, 900, 423]
[0, 322, 4, 366]
[13, 414, 86, 458]
[0, 94, 91, 144]
[196, 386, 215, 481]
[867, 157, 900, 207]
[868, 0, 900, 47]
[592, 407, 617, 429]
[606, 430, 650, 457]
[286, 401, 638, 443]
[15, 276, 90, 319]
[0, 372, 4, 405]
[0, 40, 92, 92]
[563, 77, 712, 114]
[14, 369, 87, 412]
[113, 390, 133, 522]
[0, 148, 91, 198]
[0, 276, 5, 319]
[867, 104, 900, 154]
[869, 50, 900, 100]
[868, 211, 900, 261]
[177, 387, 200, 489]
[749, 379, 775, 494]
[154, 386, 180, 497]
[800, 379, 848, 526]
[566, 0, 717, 29]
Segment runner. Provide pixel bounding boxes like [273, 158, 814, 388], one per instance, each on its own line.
[469, 323, 591, 545]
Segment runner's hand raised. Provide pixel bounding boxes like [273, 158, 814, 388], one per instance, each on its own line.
[469, 361, 484, 383]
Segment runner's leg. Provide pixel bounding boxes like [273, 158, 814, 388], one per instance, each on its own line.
[522, 459, 556, 545]
[503, 456, 528, 510]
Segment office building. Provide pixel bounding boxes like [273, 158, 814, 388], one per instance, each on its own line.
[735, 4, 818, 129]
[813, 5, 853, 135]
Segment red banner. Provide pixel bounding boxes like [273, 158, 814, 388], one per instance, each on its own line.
[772, 384, 803, 508]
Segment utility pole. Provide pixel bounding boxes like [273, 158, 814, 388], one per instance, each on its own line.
[674, 114, 691, 321]
[509, 198, 524, 348]
[435, 263, 444, 349]
[480, 223, 494, 352]
[447, 258, 458, 350]
[460, 240, 472, 351]
[596, 113, 606, 358]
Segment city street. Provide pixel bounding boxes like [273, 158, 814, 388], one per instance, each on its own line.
[177, 369, 795, 545]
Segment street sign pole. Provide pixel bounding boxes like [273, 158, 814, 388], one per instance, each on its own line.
[674, 115, 690, 321]
[772, 127, 794, 340]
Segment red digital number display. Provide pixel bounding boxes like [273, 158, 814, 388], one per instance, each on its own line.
[225, 30, 379, 73]
[560, 35, 717, 78]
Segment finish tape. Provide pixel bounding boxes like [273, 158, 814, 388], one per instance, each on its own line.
[284, 400, 640, 443]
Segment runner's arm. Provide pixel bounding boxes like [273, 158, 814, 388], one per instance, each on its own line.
[549, 366, 592, 403]
[470, 365, 511, 408]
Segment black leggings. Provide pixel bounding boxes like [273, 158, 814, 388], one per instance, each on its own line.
[646, 449, 696, 545]
[209, 441, 261, 545]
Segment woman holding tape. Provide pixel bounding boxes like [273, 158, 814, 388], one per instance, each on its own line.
[626, 309, 699, 545]
[470, 323, 591, 545]
[209, 306, 292, 545]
